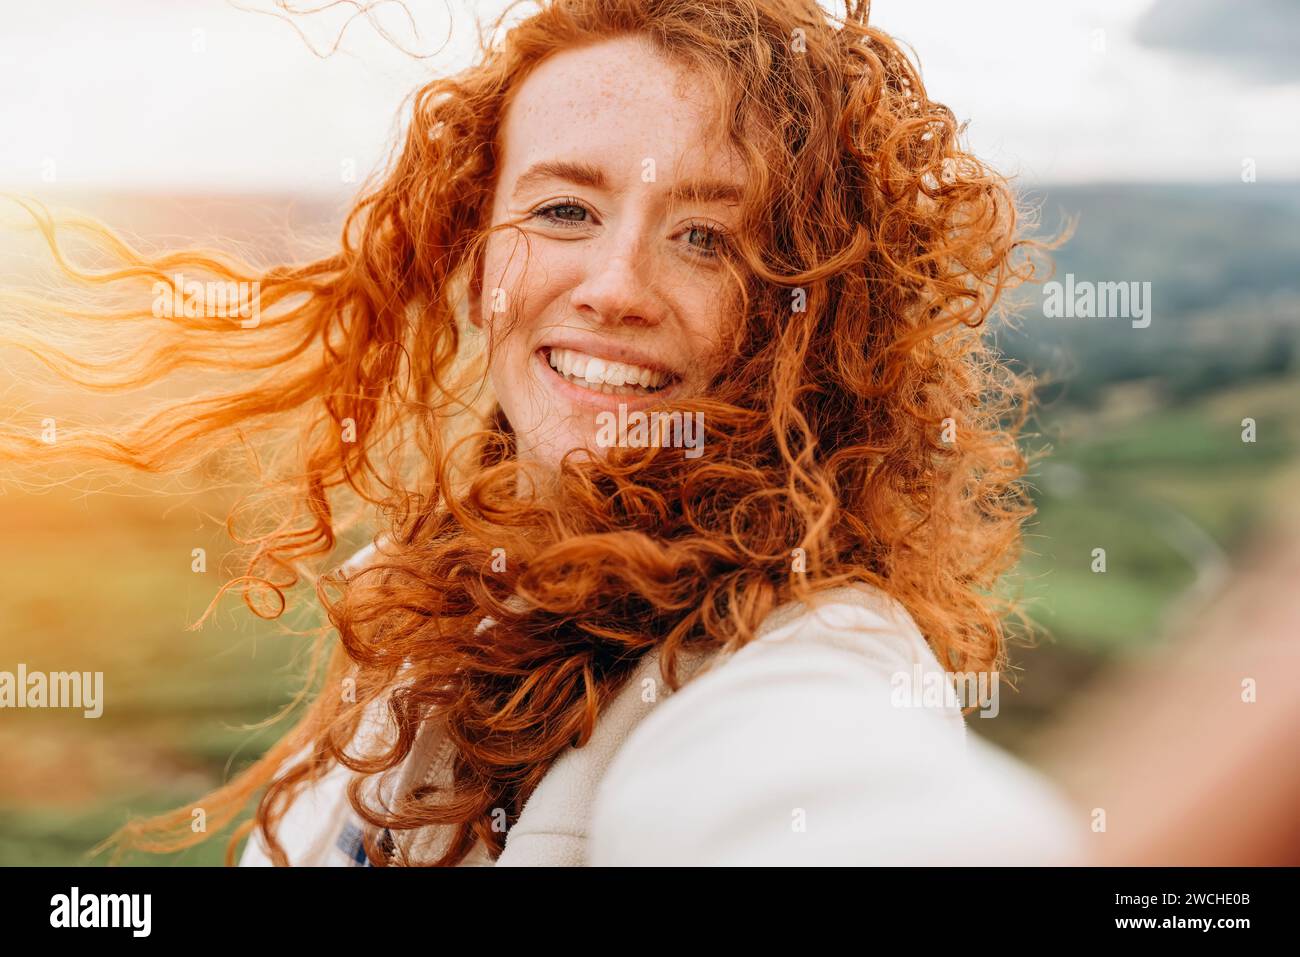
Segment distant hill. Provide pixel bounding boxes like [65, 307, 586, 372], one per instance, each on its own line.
[998, 182, 1300, 407]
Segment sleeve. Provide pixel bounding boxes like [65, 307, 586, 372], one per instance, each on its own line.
[586, 598, 1086, 866]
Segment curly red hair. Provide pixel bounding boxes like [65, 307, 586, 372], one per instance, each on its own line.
[2, 0, 1050, 865]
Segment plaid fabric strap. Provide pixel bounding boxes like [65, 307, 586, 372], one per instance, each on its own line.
[335, 820, 395, 866]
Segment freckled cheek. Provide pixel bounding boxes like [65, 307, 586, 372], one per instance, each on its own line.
[480, 240, 583, 328]
[675, 289, 732, 379]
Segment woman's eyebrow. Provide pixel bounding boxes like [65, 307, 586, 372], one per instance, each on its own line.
[667, 179, 743, 207]
[512, 159, 608, 200]
[511, 158, 742, 206]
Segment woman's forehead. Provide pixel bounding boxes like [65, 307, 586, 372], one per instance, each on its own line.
[497, 37, 744, 190]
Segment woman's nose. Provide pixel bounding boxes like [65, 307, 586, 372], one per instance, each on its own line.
[569, 229, 665, 328]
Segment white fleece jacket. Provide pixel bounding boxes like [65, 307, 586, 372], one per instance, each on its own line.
[240, 543, 1085, 866]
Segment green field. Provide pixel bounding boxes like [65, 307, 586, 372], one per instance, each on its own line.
[0, 483, 357, 865]
[1019, 377, 1300, 651]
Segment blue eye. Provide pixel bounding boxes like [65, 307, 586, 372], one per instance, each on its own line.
[683, 221, 727, 259]
[531, 198, 589, 226]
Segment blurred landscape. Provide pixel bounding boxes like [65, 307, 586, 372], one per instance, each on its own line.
[1, 182, 1298, 864]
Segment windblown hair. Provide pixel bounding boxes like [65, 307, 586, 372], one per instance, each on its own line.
[2, 0, 1050, 865]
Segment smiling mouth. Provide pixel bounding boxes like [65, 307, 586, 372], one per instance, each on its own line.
[540, 347, 679, 397]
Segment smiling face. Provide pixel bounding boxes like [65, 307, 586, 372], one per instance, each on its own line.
[471, 35, 746, 469]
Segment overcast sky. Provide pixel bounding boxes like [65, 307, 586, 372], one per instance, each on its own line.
[1, 0, 1297, 193]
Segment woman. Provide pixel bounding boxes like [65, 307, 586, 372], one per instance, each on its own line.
[6, 0, 1080, 866]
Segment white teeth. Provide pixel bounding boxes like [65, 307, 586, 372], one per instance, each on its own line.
[545, 347, 671, 393]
